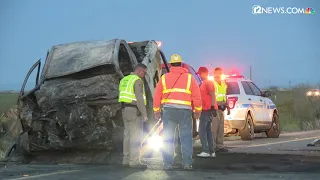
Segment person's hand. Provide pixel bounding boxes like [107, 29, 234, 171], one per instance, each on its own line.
[227, 108, 231, 115]
[143, 116, 148, 122]
[193, 112, 201, 119]
[214, 103, 218, 110]
[154, 112, 161, 120]
[210, 107, 217, 117]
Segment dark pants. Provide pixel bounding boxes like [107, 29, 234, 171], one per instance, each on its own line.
[199, 111, 214, 154]
[162, 107, 193, 167]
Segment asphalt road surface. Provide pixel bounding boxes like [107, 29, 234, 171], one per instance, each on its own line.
[225, 130, 320, 156]
[1, 130, 320, 180]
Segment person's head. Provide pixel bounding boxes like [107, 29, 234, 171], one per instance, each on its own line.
[134, 63, 148, 78]
[197, 67, 209, 79]
[169, 54, 183, 67]
[214, 67, 223, 79]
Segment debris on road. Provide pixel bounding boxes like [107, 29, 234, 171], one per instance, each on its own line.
[307, 138, 320, 147]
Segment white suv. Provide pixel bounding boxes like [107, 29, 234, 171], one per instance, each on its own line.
[223, 75, 280, 140]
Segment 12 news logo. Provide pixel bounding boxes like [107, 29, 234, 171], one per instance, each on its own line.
[252, 5, 315, 15]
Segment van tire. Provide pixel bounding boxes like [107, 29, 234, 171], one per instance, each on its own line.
[266, 113, 280, 138]
[239, 114, 255, 141]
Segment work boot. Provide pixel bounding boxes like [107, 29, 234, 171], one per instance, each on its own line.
[197, 152, 210, 158]
[183, 164, 193, 170]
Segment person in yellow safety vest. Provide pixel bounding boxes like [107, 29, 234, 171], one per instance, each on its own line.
[212, 67, 230, 152]
[118, 63, 148, 169]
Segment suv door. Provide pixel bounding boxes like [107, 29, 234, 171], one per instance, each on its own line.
[240, 81, 264, 123]
[247, 82, 270, 124]
[19, 59, 42, 101]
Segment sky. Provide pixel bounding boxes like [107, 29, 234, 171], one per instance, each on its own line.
[0, 0, 319, 91]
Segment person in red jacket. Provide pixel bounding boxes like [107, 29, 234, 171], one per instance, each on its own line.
[196, 67, 217, 158]
[153, 54, 202, 170]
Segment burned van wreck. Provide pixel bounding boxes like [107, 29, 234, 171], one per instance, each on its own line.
[3, 39, 169, 157]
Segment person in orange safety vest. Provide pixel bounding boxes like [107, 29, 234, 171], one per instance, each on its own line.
[153, 54, 202, 170]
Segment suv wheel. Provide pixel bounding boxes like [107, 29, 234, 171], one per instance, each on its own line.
[266, 113, 280, 138]
[239, 114, 255, 140]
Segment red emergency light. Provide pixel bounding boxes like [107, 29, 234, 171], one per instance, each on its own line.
[225, 73, 244, 79]
[208, 73, 243, 81]
[231, 74, 244, 78]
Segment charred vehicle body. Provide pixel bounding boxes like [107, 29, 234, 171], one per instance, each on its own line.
[5, 39, 169, 157]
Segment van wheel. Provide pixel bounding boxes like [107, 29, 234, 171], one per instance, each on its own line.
[266, 113, 280, 138]
[239, 114, 254, 140]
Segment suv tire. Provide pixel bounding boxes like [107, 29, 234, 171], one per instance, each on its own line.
[240, 114, 255, 140]
[266, 113, 280, 138]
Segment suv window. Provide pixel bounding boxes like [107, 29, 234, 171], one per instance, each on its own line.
[226, 82, 240, 95]
[248, 82, 262, 96]
[188, 66, 202, 85]
[241, 81, 254, 95]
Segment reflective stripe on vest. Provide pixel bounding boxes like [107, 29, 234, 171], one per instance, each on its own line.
[118, 74, 147, 105]
[162, 74, 192, 94]
[161, 74, 192, 106]
[214, 81, 227, 102]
